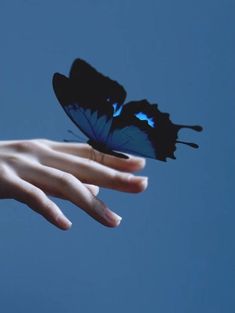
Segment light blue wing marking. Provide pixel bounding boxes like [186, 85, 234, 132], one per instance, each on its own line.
[135, 112, 155, 127]
[112, 103, 123, 117]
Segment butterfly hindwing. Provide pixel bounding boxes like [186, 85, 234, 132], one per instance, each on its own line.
[103, 100, 156, 158]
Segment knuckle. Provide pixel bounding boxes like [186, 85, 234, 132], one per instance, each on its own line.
[6, 154, 25, 166]
[25, 187, 49, 209]
[0, 165, 15, 197]
[0, 164, 10, 180]
[115, 172, 132, 184]
[58, 172, 77, 189]
[27, 185, 44, 201]
[11, 140, 40, 153]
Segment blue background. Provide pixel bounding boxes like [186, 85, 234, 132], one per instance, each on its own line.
[0, 1, 234, 312]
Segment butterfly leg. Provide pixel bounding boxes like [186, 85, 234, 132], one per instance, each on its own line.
[89, 147, 99, 163]
[92, 148, 105, 164]
[100, 153, 105, 164]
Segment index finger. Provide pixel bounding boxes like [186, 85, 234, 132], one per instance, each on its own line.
[43, 141, 146, 172]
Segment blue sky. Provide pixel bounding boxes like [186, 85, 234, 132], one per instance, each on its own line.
[0, 1, 234, 312]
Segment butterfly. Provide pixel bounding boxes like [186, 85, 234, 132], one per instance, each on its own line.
[52, 59, 202, 161]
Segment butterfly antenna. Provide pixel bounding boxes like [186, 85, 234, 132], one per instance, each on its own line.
[64, 129, 87, 143]
[63, 139, 81, 143]
[67, 129, 86, 141]
[91, 148, 96, 162]
[176, 140, 199, 148]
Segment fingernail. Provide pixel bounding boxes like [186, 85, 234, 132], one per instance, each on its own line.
[104, 210, 122, 226]
[130, 176, 148, 190]
[94, 200, 122, 226]
[134, 157, 146, 167]
[56, 214, 72, 230]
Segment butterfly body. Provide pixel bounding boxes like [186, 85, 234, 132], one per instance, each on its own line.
[53, 59, 202, 161]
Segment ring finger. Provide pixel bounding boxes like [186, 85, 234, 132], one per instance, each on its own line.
[17, 160, 121, 227]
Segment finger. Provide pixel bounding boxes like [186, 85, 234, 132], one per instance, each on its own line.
[18, 162, 122, 227]
[46, 141, 146, 172]
[84, 184, 100, 196]
[7, 175, 72, 230]
[39, 149, 148, 193]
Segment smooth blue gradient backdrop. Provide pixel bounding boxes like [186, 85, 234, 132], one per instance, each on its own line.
[0, 1, 234, 312]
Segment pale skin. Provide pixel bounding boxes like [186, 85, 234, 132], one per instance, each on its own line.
[0, 139, 148, 230]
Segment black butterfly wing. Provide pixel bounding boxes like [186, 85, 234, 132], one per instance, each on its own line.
[104, 100, 161, 159]
[53, 59, 127, 151]
[105, 100, 202, 161]
[68, 59, 126, 113]
[53, 58, 202, 161]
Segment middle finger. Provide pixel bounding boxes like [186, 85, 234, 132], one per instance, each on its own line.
[40, 150, 148, 193]
[18, 161, 122, 227]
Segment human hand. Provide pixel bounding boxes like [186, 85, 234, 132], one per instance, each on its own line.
[0, 139, 147, 230]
